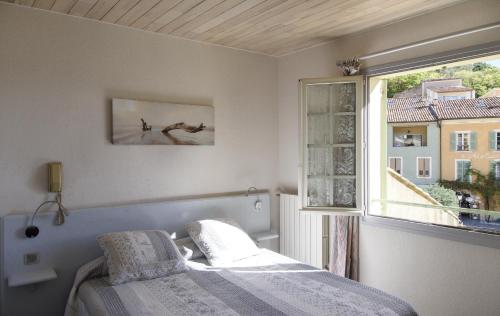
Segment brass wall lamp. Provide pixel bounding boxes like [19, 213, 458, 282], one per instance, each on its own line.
[25, 162, 68, 238]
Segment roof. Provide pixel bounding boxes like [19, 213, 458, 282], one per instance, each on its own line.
[427, 86, 473, 93]
[422, 78, 461, 82]
[431, 97, 500, 120]
[387, 98, 436, 123]
[387, 97, 500, 123]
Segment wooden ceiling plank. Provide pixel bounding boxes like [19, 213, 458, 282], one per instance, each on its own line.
[188, 0, 264, 36]
[143, 0, 204, 32]
[51, 0, 79, 13]
[248, 0, 424, 51]
[101, 0, 142, 23]
[202, 0, 306, 43]
[170, 0, 245, 37]
[243, 0, 394, 50]
[221, 0, 352, 47]
[32, 0, 56, 9]
[69, 0, 99, 17]
[267, 0, 458, 55]
[157, 0, 225, 34]
[192, 0, 286, 41]
[129, 0, 182, 29]
[85, 0, 120, 19]
[115, 0, 162, 25]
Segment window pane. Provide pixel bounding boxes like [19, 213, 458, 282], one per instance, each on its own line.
[368, 68, 500, 235]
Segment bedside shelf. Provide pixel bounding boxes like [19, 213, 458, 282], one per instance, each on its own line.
[251, 231, 279, 242]
[8, 268, 57, 287]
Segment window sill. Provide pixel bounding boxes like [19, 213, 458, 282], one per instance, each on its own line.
[362, 215, 500, 249]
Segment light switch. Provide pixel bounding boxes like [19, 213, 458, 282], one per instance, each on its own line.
[24, 253, 39, 265]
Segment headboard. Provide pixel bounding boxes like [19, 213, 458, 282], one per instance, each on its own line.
[1, 191, 270, 316]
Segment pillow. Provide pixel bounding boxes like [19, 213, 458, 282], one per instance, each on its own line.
[186, 218, 259, 266]
[174, 237, 205, 260]
[97, 230, 187, 285]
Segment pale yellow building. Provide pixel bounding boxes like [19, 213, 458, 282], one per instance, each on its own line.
[441, 118, 500, 181]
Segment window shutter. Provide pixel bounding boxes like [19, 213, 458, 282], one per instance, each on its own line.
[470, 132, 477, 151]
[489, 161, 496, 176]
[456, 160, 463, 180]
[490, 131, 497, 150]
[465, 161, 472, 183]
[450, 132, 456, 151]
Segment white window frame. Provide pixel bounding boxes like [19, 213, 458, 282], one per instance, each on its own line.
[388, 157, 403, 175]
[363, 42, 500, 248]
[456, 131, 471, 152]
[455, 159, 472, 182]
[416, 157, 432, 178]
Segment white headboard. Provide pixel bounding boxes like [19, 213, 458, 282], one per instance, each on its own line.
[1, 191, 270, 316]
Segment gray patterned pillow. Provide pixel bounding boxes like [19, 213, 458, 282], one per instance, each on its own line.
[186, 218, 259, 266]
[97, 230, 187, 285]
[174, 237, 205, 260]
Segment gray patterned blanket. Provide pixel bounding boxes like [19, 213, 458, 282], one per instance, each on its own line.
[65, 252, 417, 316]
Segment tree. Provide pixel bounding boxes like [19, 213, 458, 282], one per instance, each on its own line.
[472, 62, 495, 72]
[440, 169, 500, 211]
[387, 63, 500, 98]
[422, 184, 458, 207]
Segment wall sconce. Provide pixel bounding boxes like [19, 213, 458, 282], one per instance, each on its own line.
[246, 187, 263, 212]
[25, 162, 68, 238]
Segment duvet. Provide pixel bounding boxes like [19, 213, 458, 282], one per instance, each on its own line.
[65, 250, 417, 316]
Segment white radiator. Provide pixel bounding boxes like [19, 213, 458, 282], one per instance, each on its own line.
[279, 194, 326, 269]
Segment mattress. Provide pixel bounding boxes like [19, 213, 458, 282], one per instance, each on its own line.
[67, 249, 417, 316]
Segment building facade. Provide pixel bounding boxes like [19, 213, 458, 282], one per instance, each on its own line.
[440, 118, 500, 181]
[388, 122, 441, 186]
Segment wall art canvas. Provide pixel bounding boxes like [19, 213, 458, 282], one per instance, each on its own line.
[112, 99, 214, 145]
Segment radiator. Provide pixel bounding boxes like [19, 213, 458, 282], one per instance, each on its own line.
[279, 194, 327, 269]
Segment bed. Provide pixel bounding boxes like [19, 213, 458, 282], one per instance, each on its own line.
[66, 249, 417, 316]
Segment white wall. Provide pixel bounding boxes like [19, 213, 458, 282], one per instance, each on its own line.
[277, 0, 500, 315]
[0, 4, 279, 230]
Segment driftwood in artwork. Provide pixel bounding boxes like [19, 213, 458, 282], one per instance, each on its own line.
[140, 118, 152, 131]
[162, 122, 206, 134]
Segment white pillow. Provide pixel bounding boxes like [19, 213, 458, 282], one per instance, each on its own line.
[185, 219, 259, 266]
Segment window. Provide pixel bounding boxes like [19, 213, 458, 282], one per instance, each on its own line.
[388, 157, 403, 174]
[394, 134, 423, 147]
[492, 160, 500, 180]
[456, 159, 471, 182]
[496, 132, 500, 151]
[439, 95, 466, 101]
[367, 50, 500, 241]
[456, 132, 470, 151]
[416, 157, 431, 178]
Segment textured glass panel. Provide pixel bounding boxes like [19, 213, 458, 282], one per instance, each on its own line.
[305, 81, 357, 208]
[332, 83, 356, 112]
[307, 84, 331, 114]
[307, 114, 329, 144]
[308, 177, 333, 206]
[333, 147, 355, 176]
[334, 179, 356, 208]
[308, 147, 334, 176]
[333, 116, 355, 144]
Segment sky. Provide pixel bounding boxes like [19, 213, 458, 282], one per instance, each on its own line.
[486, 59, 500, 67]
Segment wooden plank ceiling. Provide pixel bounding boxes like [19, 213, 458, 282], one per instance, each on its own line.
[4, 0, 465, 56]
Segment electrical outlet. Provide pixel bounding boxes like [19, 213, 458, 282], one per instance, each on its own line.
[24, 253, 39, 265]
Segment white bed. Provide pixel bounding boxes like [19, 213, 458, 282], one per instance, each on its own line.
[66, 249, 417, 316]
